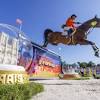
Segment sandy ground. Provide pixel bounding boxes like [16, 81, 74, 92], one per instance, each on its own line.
[31, 79, 100, 100]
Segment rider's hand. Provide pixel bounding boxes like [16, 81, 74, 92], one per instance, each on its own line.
[75, 22, 81, 24]
[61, 24, 66, 29]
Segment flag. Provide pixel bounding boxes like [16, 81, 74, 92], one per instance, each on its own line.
[16, 18, 22, 24]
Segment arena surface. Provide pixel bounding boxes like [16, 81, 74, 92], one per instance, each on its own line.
[31, 79, 100, 100]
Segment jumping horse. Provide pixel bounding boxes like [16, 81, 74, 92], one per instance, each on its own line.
[43, 16, 100, 57]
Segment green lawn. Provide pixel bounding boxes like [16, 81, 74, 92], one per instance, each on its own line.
[0, 82, 44, 100]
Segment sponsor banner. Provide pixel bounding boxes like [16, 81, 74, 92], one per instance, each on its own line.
[18, 44, 61, 78]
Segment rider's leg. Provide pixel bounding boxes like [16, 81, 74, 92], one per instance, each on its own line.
[62, 30, 68, 36]
[68, 28, 74, 37]
[62, 27, 68, 36]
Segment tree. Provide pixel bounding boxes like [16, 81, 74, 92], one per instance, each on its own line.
[61, 61, 67, 73]
[61, 61, 68, 67]
[71, 63, 78, 68]
[87, 61, 95, 68]
[77, 62, 88, 68]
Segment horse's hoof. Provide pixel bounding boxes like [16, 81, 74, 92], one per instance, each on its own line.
[96, 48, 99, 52]
[42, 46, 47, 49]
[42, 44, 47, 48]
[95, 53, 99, 57]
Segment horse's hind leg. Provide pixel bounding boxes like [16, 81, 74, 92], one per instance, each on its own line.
[78, 39, 99, 57]
[43, 40, 48, 47]
[42, 33, 49, 47]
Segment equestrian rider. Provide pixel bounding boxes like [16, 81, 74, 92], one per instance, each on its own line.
[62, 14, 80, 37]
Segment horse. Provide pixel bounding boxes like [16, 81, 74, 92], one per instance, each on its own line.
[42, 16, 100, 57]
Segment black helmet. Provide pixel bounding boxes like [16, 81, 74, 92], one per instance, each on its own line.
[71, 14, 77, 18]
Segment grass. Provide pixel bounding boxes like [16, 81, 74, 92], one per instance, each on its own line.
[0, 82, 44, 100]
[59, 74, 90, 80]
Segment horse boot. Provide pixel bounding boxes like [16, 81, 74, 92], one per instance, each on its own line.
[92, 44, 99, 52]
[92, 44, 99, 57]
[95, 51, 99, 57]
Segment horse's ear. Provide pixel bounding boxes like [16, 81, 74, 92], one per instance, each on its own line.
[94, 15, 98, 18]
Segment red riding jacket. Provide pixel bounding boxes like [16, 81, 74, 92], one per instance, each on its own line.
[66, 17, 76, 29]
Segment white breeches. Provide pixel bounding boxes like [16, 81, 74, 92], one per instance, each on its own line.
[62, 27, 70, 35]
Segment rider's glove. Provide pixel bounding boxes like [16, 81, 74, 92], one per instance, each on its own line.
[75, 22, 81, 24]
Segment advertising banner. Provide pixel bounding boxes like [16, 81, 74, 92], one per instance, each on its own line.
[18, 43, 62, 78]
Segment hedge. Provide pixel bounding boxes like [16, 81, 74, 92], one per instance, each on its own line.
[0, 82, 44, 100]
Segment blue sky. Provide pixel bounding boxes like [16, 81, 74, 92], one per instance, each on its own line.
[0, 0, 100, 64]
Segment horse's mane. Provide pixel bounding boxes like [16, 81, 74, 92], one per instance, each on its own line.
[78, 17, 99, 31]
[78, 18, 95, 29]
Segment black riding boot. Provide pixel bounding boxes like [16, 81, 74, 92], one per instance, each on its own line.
[68, 29, 74, 37]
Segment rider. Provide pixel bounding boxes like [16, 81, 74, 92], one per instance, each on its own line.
[62, 14, 79, 37]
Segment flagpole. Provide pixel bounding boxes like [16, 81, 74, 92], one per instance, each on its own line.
[18, 23, 22, 40]
[16, 18, 22, 40]
[18, 23, 23, 55]
[16, 19, 23, 63]
[19, 23, 22, 31]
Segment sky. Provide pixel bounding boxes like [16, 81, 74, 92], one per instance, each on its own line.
[0, 0, 100, 64]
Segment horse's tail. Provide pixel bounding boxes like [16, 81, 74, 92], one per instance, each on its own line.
[44, 28, 53, 36]
[44, 28, 53, 40]
[43, 29, 53, 47]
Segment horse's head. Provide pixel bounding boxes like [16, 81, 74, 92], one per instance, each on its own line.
[88, 15, 100, 28]
[78, 15, 100, 33]
[93, 16, 100, 27]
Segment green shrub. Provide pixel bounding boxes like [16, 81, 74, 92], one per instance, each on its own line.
[94, 75, 100, 79]
[0, 82, 44, 100]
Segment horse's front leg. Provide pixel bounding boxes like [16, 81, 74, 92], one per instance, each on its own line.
[92, 44, 99, 57]
[78, 39, 99, 57]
